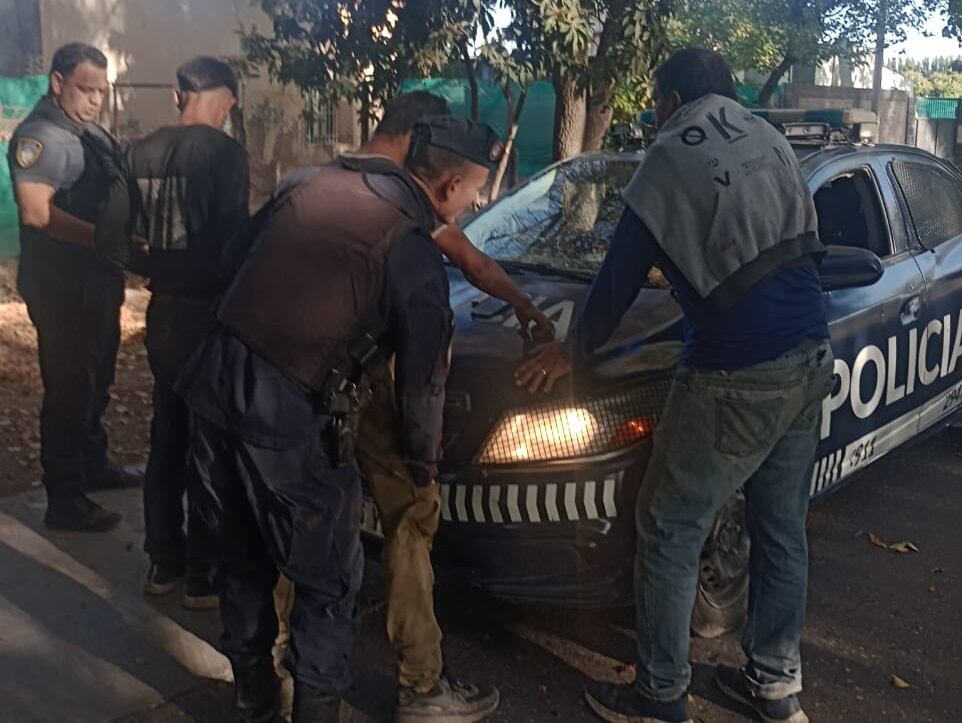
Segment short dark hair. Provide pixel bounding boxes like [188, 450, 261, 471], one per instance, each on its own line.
[176, 57, 239, 99]
[653, 48, 737, 105]
[50, 43, 108, 77]
[376, 91, 450, 137]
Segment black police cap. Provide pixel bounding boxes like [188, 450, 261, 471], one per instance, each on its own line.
[414, 115, 504, 169]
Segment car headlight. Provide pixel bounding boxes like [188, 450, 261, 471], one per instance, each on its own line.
[475, 380, 672, 465]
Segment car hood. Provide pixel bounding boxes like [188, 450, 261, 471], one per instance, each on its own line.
[440, 266, 684, 467]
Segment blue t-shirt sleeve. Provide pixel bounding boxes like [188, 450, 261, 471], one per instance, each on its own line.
[570, 207, 658, 367]
[9, 123, 84, 189]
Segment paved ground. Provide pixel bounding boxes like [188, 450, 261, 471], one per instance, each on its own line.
[0, 428, 960, 723]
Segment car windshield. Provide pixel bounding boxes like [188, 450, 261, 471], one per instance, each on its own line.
[464, 156, 641, 274]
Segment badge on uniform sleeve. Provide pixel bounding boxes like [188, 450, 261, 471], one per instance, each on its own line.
[15, 138, 44, 169]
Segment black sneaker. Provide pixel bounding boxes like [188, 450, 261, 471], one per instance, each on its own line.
[234, 659, 282, 723]
[87, 464, 144, 491]
[715, 665, 809, 723]
[292, 683, 340, 723]
[144, 562, 186, 595]
[44, 494, 122, 532]
[584, 681, 692, 723]
[396, 676, 499, 722]
[182, 572, 219, 610]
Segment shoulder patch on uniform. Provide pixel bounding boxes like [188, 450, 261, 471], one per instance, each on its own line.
[15, 138, 44, 169]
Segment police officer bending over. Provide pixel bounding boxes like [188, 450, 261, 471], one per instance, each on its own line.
[8, 42, 140, 533]
[178, 116, 501, 722]
[271, 90, 529, 723]
[96, 57, 249, 610]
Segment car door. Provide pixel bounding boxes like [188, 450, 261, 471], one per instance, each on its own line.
[806, 152, 927, 497]
[887, 150, 962, 434]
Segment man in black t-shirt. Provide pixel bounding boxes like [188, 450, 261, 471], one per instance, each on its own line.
[96, 57, 249, 610]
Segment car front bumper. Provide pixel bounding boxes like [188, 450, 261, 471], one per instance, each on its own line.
[360, 442, 652, 606]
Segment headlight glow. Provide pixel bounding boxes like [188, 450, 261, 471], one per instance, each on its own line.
[475, 380, 672, 465]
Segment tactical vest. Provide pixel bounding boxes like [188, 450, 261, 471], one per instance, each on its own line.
[15, 99, 124, 299]
[217, 155, 436, 392]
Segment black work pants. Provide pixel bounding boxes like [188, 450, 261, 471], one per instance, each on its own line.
[23, 268, 123, 499]
[189, 415, 363, 693]
[143, 295, 217, 572]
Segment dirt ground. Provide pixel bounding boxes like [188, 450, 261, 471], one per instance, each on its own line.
[0, 260, 153, 497]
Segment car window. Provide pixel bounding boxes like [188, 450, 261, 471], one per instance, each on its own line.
[813, 168, 891, 257]
[464, 157, 639, 273]
[890, 159, 962, 247]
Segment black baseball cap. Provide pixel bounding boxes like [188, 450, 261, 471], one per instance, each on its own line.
[414, 115, 504, 169]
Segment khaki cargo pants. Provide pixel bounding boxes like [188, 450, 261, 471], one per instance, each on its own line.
[274, 359, 443, 690]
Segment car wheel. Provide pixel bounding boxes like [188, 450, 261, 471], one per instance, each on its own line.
[691, 492, 750, 639]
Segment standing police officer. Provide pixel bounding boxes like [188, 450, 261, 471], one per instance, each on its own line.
[8, 42, 140, 533]
[178, 116, 502, 723]
[96, 57, 249, 609]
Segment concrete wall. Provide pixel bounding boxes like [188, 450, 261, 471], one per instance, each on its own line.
[914, 118, 958, 160]
[0, 0, 43, 76]
[36, 0, 358, 203]
[782, 84, 912, 145]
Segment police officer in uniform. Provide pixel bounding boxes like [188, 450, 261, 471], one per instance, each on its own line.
[272, 91, 538, 722]
[179, 116, 502, 722]
[8, 42, 140, 533]
[96, 57, 249, 609]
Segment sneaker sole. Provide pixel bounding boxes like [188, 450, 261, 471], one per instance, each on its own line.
[182, 594, 220, 611]
[583, 690, 692, 723]
[395, 691, 500, 723]
[715, 677, 809, 723]
[144, 577, 185, 595]
[44, 518, 122, 533]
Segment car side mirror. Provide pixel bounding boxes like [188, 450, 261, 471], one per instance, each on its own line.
[819, 245, 883, 291]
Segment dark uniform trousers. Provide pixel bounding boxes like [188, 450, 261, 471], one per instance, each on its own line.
[143, 295, 216, 571]
[190, 415, 363, 693]
[24, 266, 123, 497]
[274, 359, 444, 690]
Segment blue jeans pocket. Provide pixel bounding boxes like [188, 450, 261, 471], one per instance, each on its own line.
[716, 396, 786, 457]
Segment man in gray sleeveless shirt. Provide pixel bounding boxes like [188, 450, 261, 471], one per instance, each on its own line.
[518, 50, 833, 723]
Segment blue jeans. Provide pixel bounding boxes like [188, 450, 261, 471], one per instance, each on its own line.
[634, 339, 834, 701]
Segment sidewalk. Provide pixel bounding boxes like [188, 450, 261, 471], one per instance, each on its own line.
[0, 487, 231, 723]
[0, 486, 396, 723]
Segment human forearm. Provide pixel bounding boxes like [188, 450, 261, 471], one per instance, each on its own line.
[38, 206, 96, 249]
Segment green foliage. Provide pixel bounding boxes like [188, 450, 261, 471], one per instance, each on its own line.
[671, 0, 937, 75]
[889, 57, 962, 97]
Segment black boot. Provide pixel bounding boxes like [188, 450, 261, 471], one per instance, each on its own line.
[234, 659, 281, 723]
[292, 682, 340, 723]
[44, 493, 122, 532]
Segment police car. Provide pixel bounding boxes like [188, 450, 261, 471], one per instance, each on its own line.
[360, 109, 962, 635]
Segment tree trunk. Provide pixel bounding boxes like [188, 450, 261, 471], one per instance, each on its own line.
[359, 95, 371, 144]
[229, 103, 247, 148]
[553, 71, 586, 161]
[582, 79, 615, 151]
[758, 52, 795, 107]
[464, 52, 479, 121]
[489, 87, 527, 203]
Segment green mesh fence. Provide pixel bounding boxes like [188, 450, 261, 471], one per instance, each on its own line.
[400, 78, 555, 177]
[1, 74, 48, 258]
[916, 97, 959, 120]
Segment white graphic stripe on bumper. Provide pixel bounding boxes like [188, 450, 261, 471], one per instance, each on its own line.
[360, 472, 625, 538]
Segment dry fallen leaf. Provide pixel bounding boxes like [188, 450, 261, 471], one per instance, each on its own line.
[891, 675, 911, 689]
[868, 533, 889, 549]
[889, 541, 920, 554]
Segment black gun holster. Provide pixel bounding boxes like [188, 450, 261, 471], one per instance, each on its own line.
[321, 333, 380, 468]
